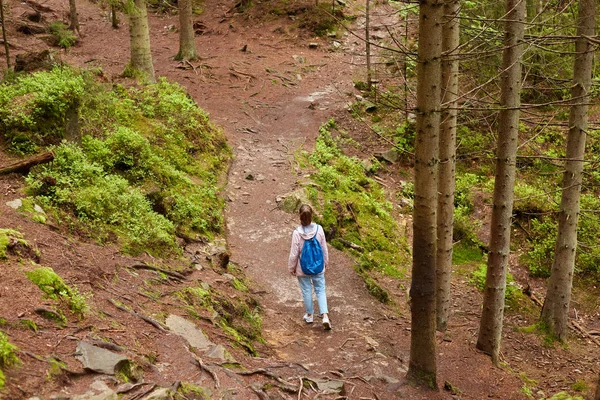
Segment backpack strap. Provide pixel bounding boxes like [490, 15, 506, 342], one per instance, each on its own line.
[302, 224, 319, 239]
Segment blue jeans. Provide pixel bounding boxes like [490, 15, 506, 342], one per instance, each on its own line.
[297, 273, 328, 315]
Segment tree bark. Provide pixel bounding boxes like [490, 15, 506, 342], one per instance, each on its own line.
[540, 0, 595, 341]
[476, 0, 525, 365]
[0, 151, 55, 175]
[1, 0, 10, 70]
[365, 0, 372, 90]
[435, 0, 460, 334]
[127, 0, 155, 82]
[175, 0, 197, 61]
[111, 3, 119, 28]
[407, 0, 443, 389]
[68, 0, 80, 35]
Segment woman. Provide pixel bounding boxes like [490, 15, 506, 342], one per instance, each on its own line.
[288, 204, 331, 330]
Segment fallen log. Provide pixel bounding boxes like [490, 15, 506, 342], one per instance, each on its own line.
[0, 151, 54, 175]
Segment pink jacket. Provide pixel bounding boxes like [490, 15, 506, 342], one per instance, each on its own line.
[288, 223, 329, 276]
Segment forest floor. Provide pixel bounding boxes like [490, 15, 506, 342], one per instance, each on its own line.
[0, 0, 599, 398]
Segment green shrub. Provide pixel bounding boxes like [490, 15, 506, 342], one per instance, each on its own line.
[0, 331, 20, 389]
[0, 67, 85, 153]
[523, 193, 600, 278]
[49, 22, 77, 48]
[25, 266, 89, 316]
[8, 70, 231, 256]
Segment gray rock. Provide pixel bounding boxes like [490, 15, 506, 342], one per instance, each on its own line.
[165, 314, 213, 351]
[276, 189, 310, 213]
[71, 380, 118, 400]
[314, 379, 345, 393]
[292, 55, 306, 64]
[204, 344, 231, 362]
[374, 149, 399, 164]
[221, 273, 235, 281]
[76, 342, 128, 375]
[141, 387, 172, 400]
[6, 199, 23, 209]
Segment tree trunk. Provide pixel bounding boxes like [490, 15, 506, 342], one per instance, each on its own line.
[540, 0, 595, 341]
[175, 0, 197, 61]
[436, 0, 460, 334]
[111, 4, 119, 28]
[476, 0, 525, 365]
[0, 0, 10, 70]
[0, 151, 55, 175]
[407, 0, 443, 389]
[365, 0, 372, 90]
[127, 0, 155, 82]
[68, 0, 80, 35]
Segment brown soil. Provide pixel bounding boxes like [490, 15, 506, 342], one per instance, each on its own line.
[1, 0, 599, 399]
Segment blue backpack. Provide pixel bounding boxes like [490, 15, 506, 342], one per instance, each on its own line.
[300, 225, 324, 275]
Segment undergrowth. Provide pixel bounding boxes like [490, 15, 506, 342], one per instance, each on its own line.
[25, 266, 89, 317]
[1, 67, 231, 256]
[300, 119, 410, 303]
[0, 331, 20, 390]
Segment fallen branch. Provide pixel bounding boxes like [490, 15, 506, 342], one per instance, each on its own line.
[0, 151, 54, 175]
[108, 298, 167, 331]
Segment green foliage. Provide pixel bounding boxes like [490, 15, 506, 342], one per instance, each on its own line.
[0, 332, 20, 369]
[523, 193, 600, 278]
[542, 392, 585, 400]
[393, 121, 415, 155]
[25, 266, 89, 316]
[452, 243, 484, 265]
[46, 357, 67, 380]
[0, 229, 28, 259]
[513, 181, 557, 217]
[49, 22, 77, 48]
[296, 4, 346, 36]
[0, 67, 85, 154]
[306, 120, 409, 280]
[5, 69, 231, 256]
[570, 380, 588, 392]
[359, 271, 391, 304]
[453, 173, 486, 247]
[0, 331, 20, 389]
[19, 319, 38, 332]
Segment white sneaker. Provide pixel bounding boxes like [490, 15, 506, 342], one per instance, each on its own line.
[322, 315, 331, 330]
[303, 314, 313, 324]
